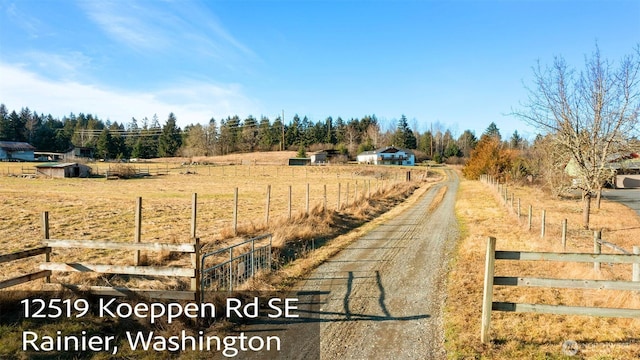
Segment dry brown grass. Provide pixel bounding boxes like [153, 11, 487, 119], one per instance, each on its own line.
[446, 176, 640, 359]
[0, 160, 435, 291]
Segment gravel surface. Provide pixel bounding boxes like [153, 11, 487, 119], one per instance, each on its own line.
[294, 169, 460, 359]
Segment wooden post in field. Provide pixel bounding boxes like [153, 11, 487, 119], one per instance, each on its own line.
[42, 211, 50, 283]
[346, 183, 350, 207]
[191, 237, 201, 303]
[481, 236, 497, 344]
[562, 219, 567, 250]
[337, 183, 341, 210]
[306, 183, 310, 214]
[355, 182, 358, 202]
[323, 184, 327, 211]
[265, 185, 271, 225]
[541, 210, 546, 238]
[191, 193, 197, 238]
[233, 188, 238, 235]
[633, 246, 640, 282]
[134, 197, 142, 266]
[288, 185, 292, 219]
[594, 230, 602, 272]
[528, 205, 532, 231]
[368, 180, 371, 198]
[517, 198, 521, 219]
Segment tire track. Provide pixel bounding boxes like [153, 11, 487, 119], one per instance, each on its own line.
[294, 169, 460, 359]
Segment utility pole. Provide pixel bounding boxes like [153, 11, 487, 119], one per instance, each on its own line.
[281, 109, 285, 151]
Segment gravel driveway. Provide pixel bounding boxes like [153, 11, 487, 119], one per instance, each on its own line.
[294, 169, 460, 359]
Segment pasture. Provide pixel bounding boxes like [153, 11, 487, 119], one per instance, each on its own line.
[0, 157, 433, 290]
[447, 177, 640, 359]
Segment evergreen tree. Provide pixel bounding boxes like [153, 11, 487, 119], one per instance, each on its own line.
[392, 115, 417, 149]
[483, 122, 501, 140]
[158, 113, 182, 157]
[510, 130, 523, 149]
[96, 129, 114, 159]
[0, 104, 8, 140]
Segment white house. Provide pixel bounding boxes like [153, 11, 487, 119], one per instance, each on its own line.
[357, 146, 415, 166]
[0, 141, 36, 161]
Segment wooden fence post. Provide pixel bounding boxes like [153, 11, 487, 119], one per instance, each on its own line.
[42, 211, 50, 283]
[323, 184, 327, 211]
[233, 188, 238, 235]
[355, 182, 358, 202]
[481, 236, 497, 344]
[594, 231, 602, 272]
[191, 193, 197, 238]
[562, 219, 567, 250]
[288, 185, 292, 219]
[541, 210, 546, 238]
[134, 197, 142, 266]
[337, 183, 341, 211]
[528, 205, 532, 231]
[191, 237, 201, 303]
[517, 198, 521, 219]
[306, 183, 310, 214]
[633, 246, 640, 282]
[346, 183, 350, 207]
[265, 185, 271, 225]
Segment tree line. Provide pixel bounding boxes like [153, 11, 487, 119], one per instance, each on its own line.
[1, 104, 513, 163]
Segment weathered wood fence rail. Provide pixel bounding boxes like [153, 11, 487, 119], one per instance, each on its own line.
[40, 238, 201, 301]
[0, 247, 51, 289]
[481, 236, 640, 344]
[0, 211, 201, 301]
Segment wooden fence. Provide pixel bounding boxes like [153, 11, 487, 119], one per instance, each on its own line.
[481, 236, 640, 344]
[0, 211, 200, 301]
[479, 174, 634, 252]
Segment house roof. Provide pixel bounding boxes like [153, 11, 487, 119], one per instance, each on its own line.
[357, 146, 415, 156]
[0, 141, 36, 151]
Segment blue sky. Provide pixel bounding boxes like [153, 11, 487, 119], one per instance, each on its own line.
[1, 0, 638, 140]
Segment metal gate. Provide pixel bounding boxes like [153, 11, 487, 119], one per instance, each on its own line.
[201, 234, 272, 293]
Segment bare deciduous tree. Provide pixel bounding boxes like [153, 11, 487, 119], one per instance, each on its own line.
[514, 45, 640, 229]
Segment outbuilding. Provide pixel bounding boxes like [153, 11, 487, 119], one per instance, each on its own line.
[0, 141, 36, 161]
[35, 163, 92, 178]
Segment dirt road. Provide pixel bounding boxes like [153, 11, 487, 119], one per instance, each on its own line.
[294, 169, 460, 359]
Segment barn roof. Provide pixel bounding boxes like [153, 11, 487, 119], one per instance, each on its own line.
[35, 162, 78, 168]
[0, 141, 36, 151]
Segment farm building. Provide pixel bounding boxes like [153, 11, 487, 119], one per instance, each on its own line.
[357, 146, 415, 166]
[565, 153, 640, 189]
[310, 151, 327, 164]
[610, 153, 640, 188]
[65, 146, 94, 160]
[0, 141, 36, 161]
[288, 158, 311, 166]
[35, 163, 92, 178]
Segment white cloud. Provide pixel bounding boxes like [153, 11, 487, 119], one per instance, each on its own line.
[77, 0, 255, 60]
[0, 62, 261, 127]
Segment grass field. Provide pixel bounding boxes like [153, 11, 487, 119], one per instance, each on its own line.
[0, 155, 443, 359]
[0, 156, 435, 289]
[447, 176, 640, 359]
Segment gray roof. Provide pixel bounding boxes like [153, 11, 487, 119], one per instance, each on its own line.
[0, 141, 36, 151]
[35, 162, 78, 168]
[358, 146, 415, 156]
